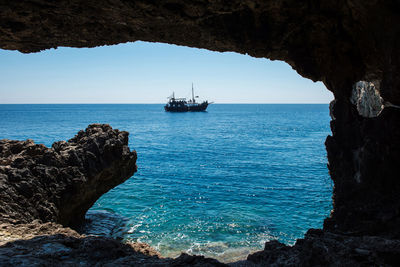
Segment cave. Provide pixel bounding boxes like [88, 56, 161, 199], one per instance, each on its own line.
[1, 0, 400, 265]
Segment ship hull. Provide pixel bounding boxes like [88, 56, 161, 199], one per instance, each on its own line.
[188, 102, 208, 112]
[164, 102, 208, 112]
[164, 105, 189, 112]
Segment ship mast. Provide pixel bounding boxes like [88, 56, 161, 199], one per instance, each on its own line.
[192, 83, 195, 103]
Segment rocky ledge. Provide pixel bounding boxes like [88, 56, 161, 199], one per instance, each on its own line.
[0, 221, 225, 266]
[244, 229, 400, 266]
[0, 124, 137, 227]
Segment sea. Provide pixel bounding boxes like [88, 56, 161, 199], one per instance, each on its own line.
[0, 104, 333, 262]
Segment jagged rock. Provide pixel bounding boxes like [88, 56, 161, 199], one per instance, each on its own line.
[0, 220, 227, 266]
[325, 100, 400, 237]
[350, 81, 384, 118]
[0, 222, 81, 246]
[0, 222, 225, 267]
[245, 229, 400, 266]
[0, 124, 137, 227]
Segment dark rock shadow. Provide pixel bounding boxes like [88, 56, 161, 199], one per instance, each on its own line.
[0, 234, 226, 266]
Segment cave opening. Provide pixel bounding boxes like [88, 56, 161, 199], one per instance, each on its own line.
[0, 41, 334, 262]
[2, 1, 400, 265]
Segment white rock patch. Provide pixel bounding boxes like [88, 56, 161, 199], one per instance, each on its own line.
[351, 81, 384, 118]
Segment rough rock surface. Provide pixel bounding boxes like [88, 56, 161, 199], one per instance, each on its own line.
[0, 221, 226, 267]
[0, 222, 81, 246]
[351, 81, 384, 118]
[325, 100, 400, 237]
[246, 229, 400, 266]
[0, 124, 137, 227]
[1, 0, 400, 266]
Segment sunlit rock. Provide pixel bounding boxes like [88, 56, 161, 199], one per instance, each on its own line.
[351, 81, 384, 118]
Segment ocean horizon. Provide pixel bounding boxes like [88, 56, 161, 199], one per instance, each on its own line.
[0, 104, 333, 262]
[0, 103, 331, 105]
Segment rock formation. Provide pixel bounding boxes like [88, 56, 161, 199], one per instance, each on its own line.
[0, 124, 137, 227]
[1, 0, 400, 265]
[0, 222, 226, 266]
[246, 229, 400, 266]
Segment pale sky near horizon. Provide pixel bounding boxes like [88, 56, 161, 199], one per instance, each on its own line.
[0, 41, 333, 104]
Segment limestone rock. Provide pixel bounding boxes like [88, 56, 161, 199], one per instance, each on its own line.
[0, 222, 80, 246]
[0, 222, 225, 266]
[351, 81, 384, 118]
[0, 124, 137, 227]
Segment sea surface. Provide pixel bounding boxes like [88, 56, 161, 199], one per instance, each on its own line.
[0, 104, 333, 262]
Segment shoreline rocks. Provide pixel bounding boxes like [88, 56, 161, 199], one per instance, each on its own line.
[245, 229, 400, 266]
[0, 221, 226, 266]
[0, 124, 137, 227]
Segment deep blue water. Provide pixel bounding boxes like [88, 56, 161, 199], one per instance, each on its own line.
[0, 104, 332, 262]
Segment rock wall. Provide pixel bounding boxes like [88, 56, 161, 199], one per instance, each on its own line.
[247, 229, 400, 266]
[0, 124, 137, 227]
[325, 99, 400, 237]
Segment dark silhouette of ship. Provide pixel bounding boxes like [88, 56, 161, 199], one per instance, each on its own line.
[164, 84, 210, 112]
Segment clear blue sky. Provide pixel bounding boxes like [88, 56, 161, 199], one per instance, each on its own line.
[0, 41, 333, 104]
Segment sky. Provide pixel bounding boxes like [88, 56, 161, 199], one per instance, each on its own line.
[0, 41, 333, 104]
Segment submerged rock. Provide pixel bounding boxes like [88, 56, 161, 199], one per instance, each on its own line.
[0, 124, 137, 228]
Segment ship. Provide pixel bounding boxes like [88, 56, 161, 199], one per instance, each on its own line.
[164, 84, 210, 112]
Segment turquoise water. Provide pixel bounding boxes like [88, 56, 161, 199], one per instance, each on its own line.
[0, 104, 332, 262]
